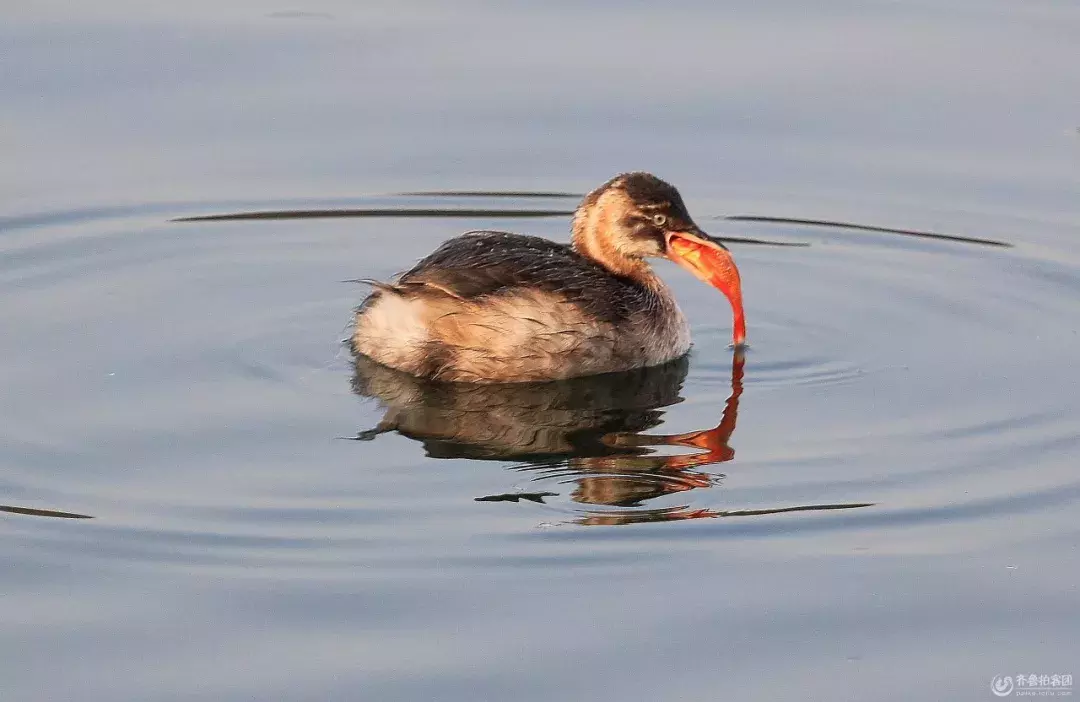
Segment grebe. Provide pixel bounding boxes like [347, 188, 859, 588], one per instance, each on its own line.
[351, 172, 745, 383]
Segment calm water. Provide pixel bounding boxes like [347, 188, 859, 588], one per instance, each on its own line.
[4, 2, 1079, 700]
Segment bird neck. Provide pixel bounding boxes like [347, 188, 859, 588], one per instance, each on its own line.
[571, 206, 660, 289]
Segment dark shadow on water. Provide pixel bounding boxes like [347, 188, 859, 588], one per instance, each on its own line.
[1, 504, 93, 519]
[350, 352, 872, 526]
[394, 190, 581, 198]
[5, 193, 1007, 252]
[475, 492, 559, 504]
[172, 208, 804, 247]
[168, 197, 1006, 249]
[709, 235, 809, 248]
[723, 215, 1012, 248]
[171, 208, 576, 223]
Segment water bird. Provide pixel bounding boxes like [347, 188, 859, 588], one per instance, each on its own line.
[352, 172, 745, 383]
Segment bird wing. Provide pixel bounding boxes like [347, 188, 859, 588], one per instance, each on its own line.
[396, 231, 581, 298]
[364, 230, 640, 325]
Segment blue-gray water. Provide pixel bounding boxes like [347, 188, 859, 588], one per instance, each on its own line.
[3, 2, 1079, 700]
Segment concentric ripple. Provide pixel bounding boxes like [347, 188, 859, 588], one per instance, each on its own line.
[1, 194, 1079, 568]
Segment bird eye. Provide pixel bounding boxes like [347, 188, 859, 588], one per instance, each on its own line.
[651, 213, 668, 227]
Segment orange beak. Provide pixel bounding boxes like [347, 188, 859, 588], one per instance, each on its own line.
[665, 230, 747, 346]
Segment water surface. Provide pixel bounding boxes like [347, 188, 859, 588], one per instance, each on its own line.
[3, 2, 1079, 700]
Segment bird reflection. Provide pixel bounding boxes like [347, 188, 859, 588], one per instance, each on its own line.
[351, 352, 871, 525]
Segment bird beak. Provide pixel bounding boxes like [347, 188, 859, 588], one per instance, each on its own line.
[665, 229, 746, 346]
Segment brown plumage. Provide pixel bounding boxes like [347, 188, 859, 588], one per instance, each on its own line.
[351, 172, 746, 383]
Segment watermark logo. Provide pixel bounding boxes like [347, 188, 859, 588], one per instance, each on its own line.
[994, 677, 1016, 697]
[992, 674, 1073, 697]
